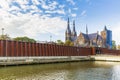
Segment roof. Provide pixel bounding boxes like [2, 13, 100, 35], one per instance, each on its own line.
[80, 33, 103, 41]
[81, 33, 89, 40]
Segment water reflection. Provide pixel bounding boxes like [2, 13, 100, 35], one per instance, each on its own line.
[0, 61, 120, 80]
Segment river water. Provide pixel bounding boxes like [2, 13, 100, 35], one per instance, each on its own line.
[0, 61, 120, 80]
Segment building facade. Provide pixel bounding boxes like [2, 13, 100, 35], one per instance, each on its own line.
[65, 19, 112, 48]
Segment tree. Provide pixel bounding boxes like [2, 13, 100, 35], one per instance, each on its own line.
[0, 34, 11, 40]
[56, 40, 64, 45]
[64, 40, 74, 46]
[112, 40, 116, 49]
[117, 45, 120, 50]
[13, 36, 36, 43]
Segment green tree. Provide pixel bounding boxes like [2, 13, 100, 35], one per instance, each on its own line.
[117, 45, 120, 50]
[112, 40, 116, 49]
[0, 34, 11, 40]
[56, 40, 64, 45]
[64, 40, 74, 46]
[13, 36, 36, 43]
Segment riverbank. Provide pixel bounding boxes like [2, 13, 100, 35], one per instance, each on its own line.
[90, 54, 120, 62]
[0, 56, 90, 66]
[1, 55, 120, 66]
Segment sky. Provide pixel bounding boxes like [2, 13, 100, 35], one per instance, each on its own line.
[0, 0, 120, 44]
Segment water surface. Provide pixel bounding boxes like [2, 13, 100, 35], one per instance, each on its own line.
[0, 61, 120, 80]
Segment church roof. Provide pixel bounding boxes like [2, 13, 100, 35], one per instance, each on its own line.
[80, 33, 102, 41]
[81, 33, 89, 40]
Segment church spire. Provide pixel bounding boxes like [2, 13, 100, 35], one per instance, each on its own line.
[86, 24, 88, 34]
[65, 17, 71, 41]
[71, 20, 77, 42]
[73, 20, 75, 32]
[66, 18, 71, 33]
[104, 25, 107, 31]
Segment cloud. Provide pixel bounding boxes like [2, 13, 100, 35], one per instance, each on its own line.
[66, 0, 75, 5]
[0, 10, 66, 39]
[81, 10, 87, 16]
[71, 13, 77, 17]
[0, 0, 79, 41]
[111, 23, 120, 45]
[86, 0, 92, 5]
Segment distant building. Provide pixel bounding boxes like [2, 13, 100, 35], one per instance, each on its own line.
[65, 18, 112, 48]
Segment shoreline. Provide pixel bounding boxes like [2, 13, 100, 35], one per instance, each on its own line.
[0, 55, 120, 67]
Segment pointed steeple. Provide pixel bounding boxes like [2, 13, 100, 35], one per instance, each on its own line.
[104, 25, 107, 31]
[73, 20, 76, 33]
[71, 20, 77, 41]
[65, 17, 71, 41]
[86, 24, 88, 34]
[66, 18, 71, 34]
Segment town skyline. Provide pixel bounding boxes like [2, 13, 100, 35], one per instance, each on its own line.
[0, 0, 120, 44]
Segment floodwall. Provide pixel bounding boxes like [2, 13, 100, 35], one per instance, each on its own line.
[0, 40, 92, 57]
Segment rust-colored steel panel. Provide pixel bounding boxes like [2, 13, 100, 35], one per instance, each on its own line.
[36, 43, 39, 56]
[39, 43, 42, 56]
[47, 44, 50, 56]
[17, 42, 21, 56]
[6, 40, 10, 57]
[31, 43, 35, 56]
[57, 45, 60, 56]
[48, 44, 51, 56]
[55, 45, 58, 56]
[19, 42, 22, 56]
[44, 44, 47, 56]
[11, 41, 15, 56]
[41, 44, 44, 56]
[22, 42, 25, 56]
[3, 40, 6, 57]
[50, 44, 53, 56]
[28, 42, 31, 56]
[15, 41, 19, 56]
[63, 46, 65, 56]
[52, 44, 55, 56]
[0, 41, 2, 56]
[34, 43, 36, 56]
[24, 42, 27, 56]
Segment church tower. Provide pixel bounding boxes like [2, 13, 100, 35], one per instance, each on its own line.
[101, 26, 107, 47]
[65, 18, 71, 41]
[101, 26, 107, 39]
[71, 20, 77, 42]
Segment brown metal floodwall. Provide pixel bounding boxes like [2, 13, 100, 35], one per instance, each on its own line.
[94, 47, 120, 55]
[0, 40, 94, 57]
[1, 40, 120, 57]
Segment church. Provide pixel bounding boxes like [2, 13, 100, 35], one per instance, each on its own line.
[65, 18, 112, 48]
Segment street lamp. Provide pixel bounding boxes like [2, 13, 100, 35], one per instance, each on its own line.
[2, 28, 4, 36]
[50, 35, 52, 42]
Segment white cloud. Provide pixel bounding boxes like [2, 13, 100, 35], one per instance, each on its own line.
[81, 10, 87, 16]
[67, 0, 75, 5]
[0, 9, 66, 40]
[73, 7, 78, 10]
[0, 0, 75, 41]
[111, 23, 120, 45]
[71, 13, 77, 17]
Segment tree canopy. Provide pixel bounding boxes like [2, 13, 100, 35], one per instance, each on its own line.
[0, 34, 11, 40]
[112, 40, 116, 49]
[64, 40, 74, 46]
[13, 36, 36, 43]
[56, 40, 64, 45]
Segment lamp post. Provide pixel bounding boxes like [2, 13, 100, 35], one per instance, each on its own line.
[2, 28, 4, 36]
[50, 35, 52, 42]
[2, 28, 4, 39]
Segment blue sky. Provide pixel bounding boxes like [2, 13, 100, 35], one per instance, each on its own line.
[0, 0, 120, 44]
